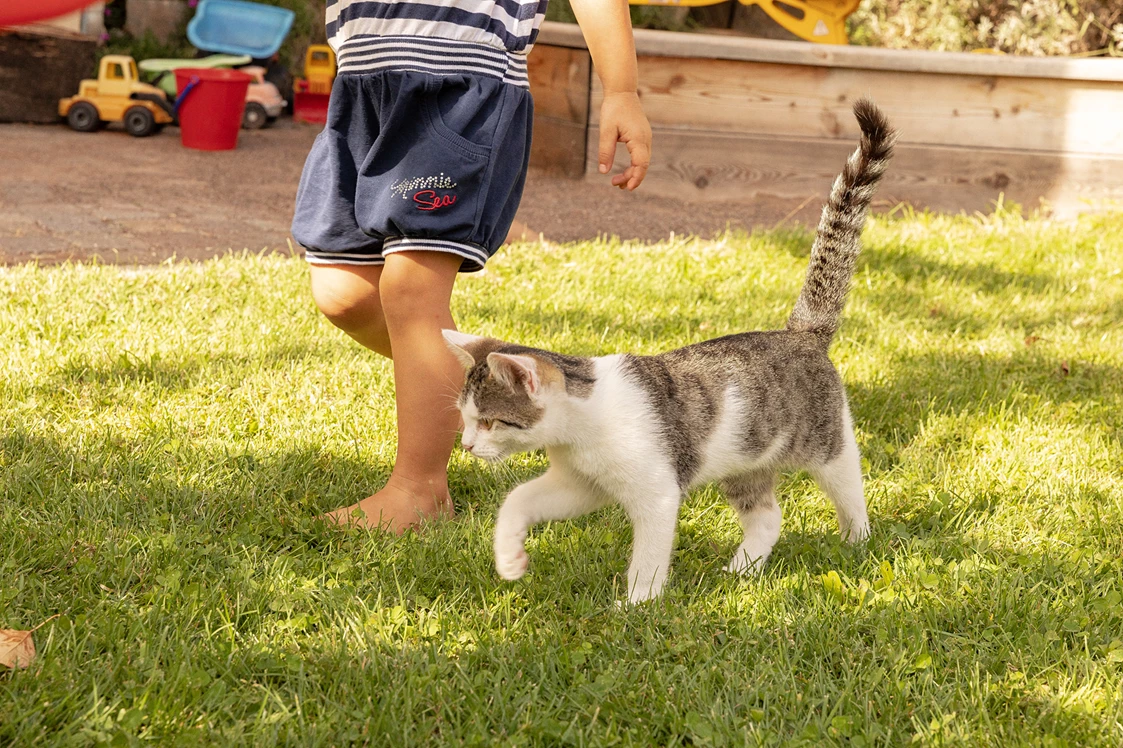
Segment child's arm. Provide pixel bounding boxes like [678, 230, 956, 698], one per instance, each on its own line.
[568, 0, 652, 191]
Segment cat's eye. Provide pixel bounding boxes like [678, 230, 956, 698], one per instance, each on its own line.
[478, 418, 494, 430]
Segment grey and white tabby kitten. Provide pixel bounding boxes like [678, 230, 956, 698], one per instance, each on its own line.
[444, 100, 896, 603]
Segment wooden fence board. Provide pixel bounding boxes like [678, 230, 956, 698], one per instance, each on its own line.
[538, 21, 1123, 83]
[589, 57, 1123, 157]
[527, 44, 590, 125]
[530, 23, 1123, 213]
[0, 26, 96, 124]
[527, 44, 590, 178]
[587, 127, 1123, 217]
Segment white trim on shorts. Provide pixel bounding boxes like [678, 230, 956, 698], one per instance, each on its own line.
[303, 237, 490, 272]
[382, 237, 490, 272]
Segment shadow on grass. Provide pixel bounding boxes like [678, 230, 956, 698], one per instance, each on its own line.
[0, 423, 551, 631]
[467, 232, 1085, 353]
[859, 242, 1059, 296]
[3, 420, 1120, 744]
[50, 342, 343, 392]
[847, 347, 1122, 450]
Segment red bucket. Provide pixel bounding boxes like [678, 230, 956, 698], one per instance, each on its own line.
[173, 68, 253, 151]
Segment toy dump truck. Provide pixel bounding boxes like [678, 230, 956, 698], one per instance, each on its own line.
[293, 44, 336, 124]
[58, 54, 175, 136]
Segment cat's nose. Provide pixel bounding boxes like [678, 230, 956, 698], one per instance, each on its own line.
[462, 440, 474, 453]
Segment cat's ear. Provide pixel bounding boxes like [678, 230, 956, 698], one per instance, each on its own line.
[442, 329, 489, 370]
[487, 352, 540, 395]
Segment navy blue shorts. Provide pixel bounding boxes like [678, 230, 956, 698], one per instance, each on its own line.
[292, 69, 533, 272]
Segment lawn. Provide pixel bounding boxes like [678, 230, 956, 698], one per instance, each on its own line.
[2, 207, 1122, 746]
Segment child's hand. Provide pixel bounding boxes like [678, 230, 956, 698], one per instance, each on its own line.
[597, 91, 652, 191]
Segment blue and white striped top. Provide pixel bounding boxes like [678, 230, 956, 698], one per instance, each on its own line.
[325, 0, 550, 88]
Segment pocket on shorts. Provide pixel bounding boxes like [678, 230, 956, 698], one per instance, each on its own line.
[422, 76, 496, 158]
[355, 76, 503, 243]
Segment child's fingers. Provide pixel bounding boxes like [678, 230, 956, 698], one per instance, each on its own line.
[611, 166, 639, 189]
[597, 125, 619, 174]
[623, 139, 650, 190]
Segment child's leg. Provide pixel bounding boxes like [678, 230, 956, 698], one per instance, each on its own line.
[311, 251, 464, 532]
[310, 264, 392, 358]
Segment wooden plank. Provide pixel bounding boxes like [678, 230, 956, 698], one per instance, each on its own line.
[536, 21, 587, 50]
[588, 56, 1123, 157]
[527, 43, 590, 125]
[537, 21, 1123, 83]
[0, 26, 97, 124]
[586, 125, 1123, 217]
[529, 117, 587, 178]
[527, 42, 590, 178]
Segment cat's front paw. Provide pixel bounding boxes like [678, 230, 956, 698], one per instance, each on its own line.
[495, 545, 529, 581]
[625, 588, 659, 605]
[723, 552, 767, 576]
[843, 520, 870, 544]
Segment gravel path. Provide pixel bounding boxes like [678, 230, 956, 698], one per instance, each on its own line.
[0, 120, 820, 265]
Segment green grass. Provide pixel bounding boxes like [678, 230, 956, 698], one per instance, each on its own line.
[2, 207, 1122, 746]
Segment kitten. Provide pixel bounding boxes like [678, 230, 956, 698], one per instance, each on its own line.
[444, 100, 896, 603]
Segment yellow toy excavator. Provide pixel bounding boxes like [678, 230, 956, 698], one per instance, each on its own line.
[58, 55, 175, 136]
[628, 0, 859, 45]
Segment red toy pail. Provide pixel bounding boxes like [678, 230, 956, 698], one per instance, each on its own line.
[173, 68, 252, 151]
[0, 0, 97, 26]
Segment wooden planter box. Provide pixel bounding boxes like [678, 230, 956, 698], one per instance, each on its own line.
[0, 25, 97, 125]
[527, 22, 1123, 217]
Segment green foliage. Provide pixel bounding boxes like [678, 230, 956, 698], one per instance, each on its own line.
[551, 0, 1123, 56]
[850, 0, 1123, 56]
[2, 209, 1123, 744]
[547, 0, 698, 32]
[99, 29, 193, 63]
[96, 0, 327, 73]
[248, 0, 327, 70]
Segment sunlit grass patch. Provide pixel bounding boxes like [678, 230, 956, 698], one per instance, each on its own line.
[2, 209, 1122, 745]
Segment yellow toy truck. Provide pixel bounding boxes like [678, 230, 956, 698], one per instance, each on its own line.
[58, 55, 175, 137]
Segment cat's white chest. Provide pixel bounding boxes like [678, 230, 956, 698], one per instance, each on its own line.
[558, 355, 678, 497]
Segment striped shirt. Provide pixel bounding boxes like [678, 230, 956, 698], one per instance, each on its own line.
[325, 0, 550, 88]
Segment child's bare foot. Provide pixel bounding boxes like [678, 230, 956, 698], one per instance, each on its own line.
[321, 475, 454, 534]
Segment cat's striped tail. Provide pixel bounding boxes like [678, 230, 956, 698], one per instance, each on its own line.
[786, 99, 896, 345]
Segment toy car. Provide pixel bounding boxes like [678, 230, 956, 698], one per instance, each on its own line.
[241, 66, 286, 129]
[58, 55, 174, 137]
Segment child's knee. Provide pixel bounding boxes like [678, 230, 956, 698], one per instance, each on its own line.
[378, 260, 455, 325]
[310, 267, 385, 334]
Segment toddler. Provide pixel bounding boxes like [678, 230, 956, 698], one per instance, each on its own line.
[292, 0, 652, 532]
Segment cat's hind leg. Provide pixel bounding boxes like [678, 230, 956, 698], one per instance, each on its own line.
[494, 467, 609, 581]
[809, 414, 869, 543]
[722, 471, 782, 576]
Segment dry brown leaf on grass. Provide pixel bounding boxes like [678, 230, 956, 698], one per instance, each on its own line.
[0, 615, 59, 670]
[0, 629, 36, 669]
